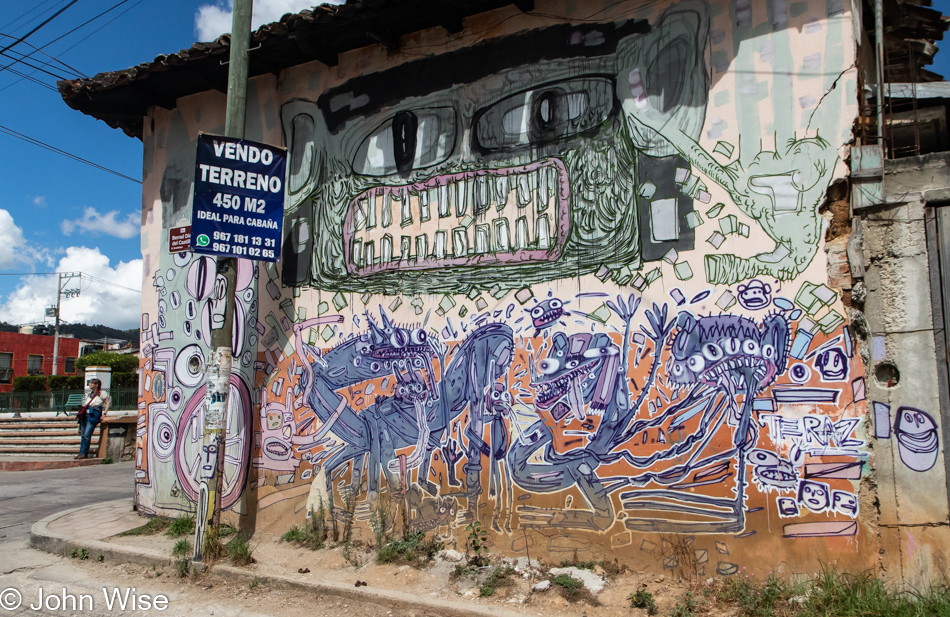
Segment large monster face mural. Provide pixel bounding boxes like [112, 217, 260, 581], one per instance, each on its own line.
[280, 5, 708, 294]
[136, 0, 893, 576]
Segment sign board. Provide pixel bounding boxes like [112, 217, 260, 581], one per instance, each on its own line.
[191, 134, 287, 262]
[169, 226, 191, 252]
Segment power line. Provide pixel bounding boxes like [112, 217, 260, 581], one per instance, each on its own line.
[0, 35, 85, 79]
[0, 0, 61, 34]
[0, 0, 145, 94]
[80, 273, 141, 293]
[0, 122, 141, 183]
[0, 0, 80, 55]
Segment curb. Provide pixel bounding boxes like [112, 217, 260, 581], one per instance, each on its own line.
[0, 458, 104, 472]
[30, 506, 525, 617]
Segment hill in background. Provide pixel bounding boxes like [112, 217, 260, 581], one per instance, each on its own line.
[0, 321, 139, 343]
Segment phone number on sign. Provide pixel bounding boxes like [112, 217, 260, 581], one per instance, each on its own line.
[211, 243, 275, 258]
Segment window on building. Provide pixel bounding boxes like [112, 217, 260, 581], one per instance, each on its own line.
[0, 352, 12, 384]
[27, 354, 43, 375]
[64, 357, 76, 374]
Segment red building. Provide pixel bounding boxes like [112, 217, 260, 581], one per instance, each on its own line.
[0, 332, 81, 393]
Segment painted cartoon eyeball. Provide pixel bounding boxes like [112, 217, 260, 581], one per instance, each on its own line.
[411, 329, 427, 345]
[530, 306, 545, 318]
[789, 363, 810, 384]
[762, 344, 776, 360]
[701, 343, 723, 362]
[749, 449, 779, 466]
[390, 329, 410, 348]
[564, 359, 579, 370]
[742, 340, 760, 355]
[721, 338, 741, 355]
[549, 299, 562, 309]
[687, 355, 706, 372]
[370, 361, 381, 372]
[356, 341, 371, 355]
[538, 358, 560, 375]
[670, 362, 686, 377]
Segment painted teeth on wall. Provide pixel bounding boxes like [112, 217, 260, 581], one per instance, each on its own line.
[134, 0, 928, 574]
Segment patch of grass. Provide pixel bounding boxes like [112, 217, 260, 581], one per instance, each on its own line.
[551, 573, 600, 605]
[96, 553, 104, 563]
[668, 591, 702, 617]
[70, 547, 89, 560]
[202, 525, 225, 562]
[629, 588, 658, 615]
[172, 539, 192, 559]
[559, 549, 597, 570]
[174, 558, 191, 578]
[248, 577, 261, 590]
[376, 530, 444, 567]
[101, 457, 113, 464]
[479, 566, 515, 597]
[718, 571, 791, 617]
[712, 566, 950, 617]
[342, 540, 366, 568]
[118, 516, 170, 536]
[166, 514, 195, 538]
[225, 531, 255, 566]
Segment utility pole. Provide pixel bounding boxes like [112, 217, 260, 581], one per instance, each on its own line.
[50, 272, 81, 376]
[194, 0, 251, 563]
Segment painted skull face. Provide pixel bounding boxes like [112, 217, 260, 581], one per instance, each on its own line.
[894, 407, 939, 472]
[797, 480, 831, 513]
[485, 382, 512, 415]
[814, 347, 848, 381]
[736, 279, 772, 310]
[528, 297, 568, 331]
[279, 5, 709, 294]
[667, 313, 790, 398]
[831, 490, 858, 517]
[533, 332, 619, 422]
[748, 449, 797, 491]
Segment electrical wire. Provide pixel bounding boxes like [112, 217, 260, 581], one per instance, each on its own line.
[0, 0, 61, 34]
[80, 273, 141, 293]
[0, 0, 145, 94]
[0, 122, 141, 183]
[0, 34, 85, 78]
[0, 0, 80, 54]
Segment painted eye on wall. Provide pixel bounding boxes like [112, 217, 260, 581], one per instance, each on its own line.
[538, 359, 560, 375]
[411, 329, 427, 345]
[473, 77, 615, 151]
[686, 355, 705, 372]
[548, 299, 562, 309]
[352, 107, 457, 176]
[701, 343, 724, 362]
[742, 339, 760, 355]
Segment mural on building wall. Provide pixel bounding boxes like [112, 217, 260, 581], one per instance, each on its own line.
[136, 0, 891, 571]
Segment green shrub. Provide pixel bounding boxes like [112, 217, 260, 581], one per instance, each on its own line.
[13, 375, 47, 392]
[111, 372, 139, 388]
[76, 352, 139, 373]
[166, 514, 195, 537]
[48, 375, 84, 390]
[629, 589, 657, 614]
[172, 539, 192, 559]
[225, 532, 254, 566]
[375, 530, 443, 566]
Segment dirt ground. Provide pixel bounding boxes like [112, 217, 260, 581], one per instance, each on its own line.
[106, 531, 737, 617]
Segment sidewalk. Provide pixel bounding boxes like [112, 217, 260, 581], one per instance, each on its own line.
[0, 455, 105, 471]
[28, 500, 687, 617]
[30, 499, 539, 617]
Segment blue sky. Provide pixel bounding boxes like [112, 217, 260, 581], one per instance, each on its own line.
[0, 0, 333, 330]
[0, 0, 946, 330]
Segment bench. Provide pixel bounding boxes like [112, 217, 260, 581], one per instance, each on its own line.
[53, 393, 85, 416]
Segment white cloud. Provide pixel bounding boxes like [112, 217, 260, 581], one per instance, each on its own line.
[0, 247, 143, 330]
[32, 196, 46, 207]
[61, 207, 140, 240]
[0, 208, 40, 269]
[195, 0, 344, 41]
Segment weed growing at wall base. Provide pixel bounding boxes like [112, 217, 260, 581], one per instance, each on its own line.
[713, 567, 950, 617]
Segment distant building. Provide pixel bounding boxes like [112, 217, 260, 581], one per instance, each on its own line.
[0, 331, 81, 393]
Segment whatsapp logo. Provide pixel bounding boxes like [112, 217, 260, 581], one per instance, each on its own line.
[196, 234, 210, 247]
